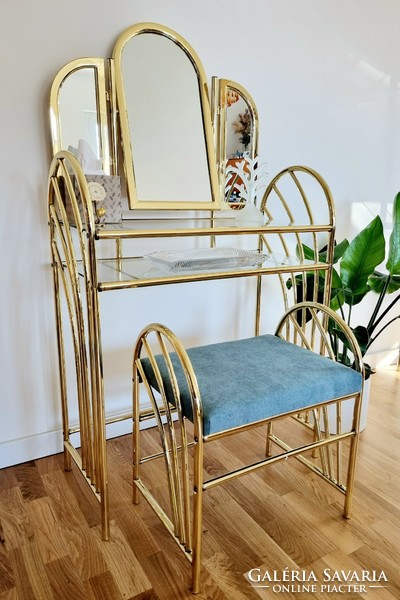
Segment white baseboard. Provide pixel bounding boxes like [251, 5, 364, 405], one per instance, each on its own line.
[0, 416, 157, 470]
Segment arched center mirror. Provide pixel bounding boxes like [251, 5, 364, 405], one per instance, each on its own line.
[113, 23, 220, 210]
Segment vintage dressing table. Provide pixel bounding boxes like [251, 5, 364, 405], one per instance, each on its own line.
[47, 22, 337, 541]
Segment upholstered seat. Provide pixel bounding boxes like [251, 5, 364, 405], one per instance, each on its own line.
[133, 302, 364, 594]
[141, 334, 363, 436]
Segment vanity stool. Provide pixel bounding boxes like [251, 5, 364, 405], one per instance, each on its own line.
[132, 301, 364, 593]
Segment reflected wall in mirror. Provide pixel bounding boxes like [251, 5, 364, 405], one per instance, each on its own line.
[218, 80, 259, 208]
[113, 23, 220, 210]
[50, 58, 111, 175]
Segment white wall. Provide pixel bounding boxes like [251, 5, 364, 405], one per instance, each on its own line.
[1, 0, 399, 468]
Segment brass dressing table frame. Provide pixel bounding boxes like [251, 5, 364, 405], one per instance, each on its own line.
[47, 24, 335, 540]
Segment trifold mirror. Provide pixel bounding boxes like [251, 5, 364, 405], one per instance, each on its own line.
[49, 22, 259, 211]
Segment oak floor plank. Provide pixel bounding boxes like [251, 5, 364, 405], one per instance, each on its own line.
[41, 470, 108, 581]
[129, 590, 160, 600]
[45, 556, 88, 600]
[64, 459, 102, 529]
[311, 551, 396, 600]
[9, 542, 54, 600]
[13, 462, 46, 502]
[148, 521, 230, 600]
[284, 490, 364, 555]
[90, 521, 153, 599]
[0, 588, 18, 599]
[202, 550, 261, 600]
[0, 487, 34, 551]
[0, 472, 17, 494]
[24, 496, 68, 564]
[0, 556, 14, 597]
[88, 570, 122, 600]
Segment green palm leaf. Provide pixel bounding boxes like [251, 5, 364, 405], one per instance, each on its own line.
[340, 216, 385, 305]
[386, 191, 400, 275]
[369, 271, 400, 294]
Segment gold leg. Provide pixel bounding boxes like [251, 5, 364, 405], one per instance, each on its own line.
[133, 362, 140, 506]
[51, 255, 71, 472]
[91, 274, 109, 541]
[191, 435, 204, 594]
[265, 422, 272, 457]
[343, 394, 361, 518]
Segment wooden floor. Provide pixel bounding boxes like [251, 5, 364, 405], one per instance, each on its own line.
[0, 368, 399, 600]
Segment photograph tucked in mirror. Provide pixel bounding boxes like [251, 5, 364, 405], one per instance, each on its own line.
[218, 80, 260, 210]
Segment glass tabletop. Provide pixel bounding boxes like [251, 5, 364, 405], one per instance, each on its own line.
[85, 251, 326, 291]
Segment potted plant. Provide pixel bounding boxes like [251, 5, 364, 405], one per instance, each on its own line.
[287, 192, 399, 431]
[289, 192, 400, 378]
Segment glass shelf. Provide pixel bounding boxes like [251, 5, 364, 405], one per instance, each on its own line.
[95, 216, 332, 239]
[80, 252, 328, 291]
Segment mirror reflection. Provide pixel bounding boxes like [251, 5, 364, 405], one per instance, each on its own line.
[58, 68, 100, 160]
[50, 59, 111, 175]
[114, 24, 220, 210]
[226, 92, 253, 158]
[218, 80, 259, 208]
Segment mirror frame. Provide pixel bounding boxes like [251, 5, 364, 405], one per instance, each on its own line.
[217, 79, 259, 202]
[49, 58, 111, 175]
[112, 22, 221, 211]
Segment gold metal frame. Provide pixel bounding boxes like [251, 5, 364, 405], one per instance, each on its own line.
[216, 78, 259, 203]
[112, 22, 221, 210]
[47, 151, 337, 540]
[49, 58, 112, 175]
[256, 165, 336, 335]
[48, 150, 109, 540]
[133, 302, 364, 593]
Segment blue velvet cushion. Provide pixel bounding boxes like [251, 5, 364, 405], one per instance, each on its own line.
[140, 334, 362, 436]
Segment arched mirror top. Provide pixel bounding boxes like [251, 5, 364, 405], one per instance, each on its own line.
[112, 22, 221, 210]
[49, 58, 111, 175]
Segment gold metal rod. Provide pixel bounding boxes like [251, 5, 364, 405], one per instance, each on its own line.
[141, 341, 183, 539]
[156, 332, 188, 545]
[191, 436, 204, 594]
[140, 441, 196, 464]
[98, 263, 330, 292]
[51, 242, 89, 474]
[268, 434, 346, 494]
[96, 223, 333, 240]
[50, 245, 71, 471]
[312, 409, 329, 476]
[136, 357, 181, 536]
[50, 195, 93, 479]
[116, 238, 122, 271]
[336, 401, 343, 486]
[134, 479, 193, 563]
[204, 393, 359, 443]
[133, 361, 140, 506]
[265, 422, 273, 457]
[255, 233, 263, 337]
[64, 441, 102, 502]
[344, 392, 363, 517]
[68, 412, 133, 435]
[89, 236, 109, 540]
[203, 431, 354, 491]
[322, 405, 334, 478]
